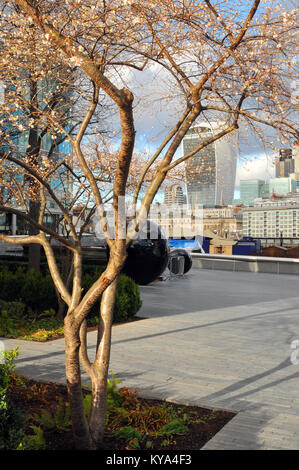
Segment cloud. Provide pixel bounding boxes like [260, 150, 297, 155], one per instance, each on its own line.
[108, 62, 187, 146]
[107, 63, 293, 188]
[235, 153, 276, 188]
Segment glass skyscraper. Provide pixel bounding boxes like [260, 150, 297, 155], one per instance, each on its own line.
[240, 179, 269, 206]
[183, 122, 238, 208]
[0, 78, 73, 234]
[269, 177, 297, 196]
[0, 78, 72, 190]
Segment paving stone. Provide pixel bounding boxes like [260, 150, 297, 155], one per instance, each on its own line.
[2, 268, 299, 449]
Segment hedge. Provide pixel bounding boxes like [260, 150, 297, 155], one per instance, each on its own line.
[0, 267, 141, 323]
[82, 268, 142, 323]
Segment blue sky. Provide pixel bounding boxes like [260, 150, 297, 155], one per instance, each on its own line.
[107, 0, 296, 202]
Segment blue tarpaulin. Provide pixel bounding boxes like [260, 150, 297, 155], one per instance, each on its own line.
[168, 239, 201, 251]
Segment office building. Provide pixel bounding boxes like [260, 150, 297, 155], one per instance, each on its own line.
[269, 177, 297, 196]
[0, 77, 73, 235]
[164, 183, 186, 207]
[242, 205, 299, 239]
[275, 148, 294, 177]
[254, 193, 299, 208]
[202, 206, 242, 239]
[183, 122, 238, 208]
[240, 179, 269, 206]
[148, 204, 202, 239]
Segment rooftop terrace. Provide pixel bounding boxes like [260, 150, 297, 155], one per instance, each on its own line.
[2, 268, 299, 449]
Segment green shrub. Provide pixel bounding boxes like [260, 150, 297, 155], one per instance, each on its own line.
[83, 272, 142, 323]
[82, 263, 107, 276]
[81, 267, 105, 294]
[0, 301, 26, 337]
[0, 268, 57, 313]
[0, 348, 25, 450]
[0, 310, 16, 337]
[0, 300, 26, 318]
[23, 425, 46, 451]
[31, 398, 71, 433]
[113, 425, 142, 442]
[0, 310, 64, 340]
[0, 268, 24, 302]
[0, 256, 32, 275]
[19, 270, 57, 313]
[0, 265, 141, 325]
[0, 347, 19, 392]
[114, 275, 142, 323]
[0, 299, 8, 311]
[0, 399, 25, 450]
[158, 420, 188, 436]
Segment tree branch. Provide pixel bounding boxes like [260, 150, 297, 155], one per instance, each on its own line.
[0, 204, 75, 250]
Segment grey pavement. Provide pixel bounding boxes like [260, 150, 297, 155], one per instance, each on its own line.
[2, 268, 299, 450]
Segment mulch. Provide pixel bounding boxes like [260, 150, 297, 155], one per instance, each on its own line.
[7, 376, 235, 451]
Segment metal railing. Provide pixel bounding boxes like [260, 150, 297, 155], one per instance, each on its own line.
[191, 252, 299, 275]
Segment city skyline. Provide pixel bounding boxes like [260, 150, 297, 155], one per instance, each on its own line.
[159, 145, 297, 205]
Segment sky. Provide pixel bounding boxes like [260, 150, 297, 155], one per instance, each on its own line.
[234, 153, 276, 199]
[106, 26, 296, 203]
[129, 91, 282, 201]
[129, 105, 283, 201]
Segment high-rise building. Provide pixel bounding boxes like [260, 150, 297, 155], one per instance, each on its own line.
[240, 179, 269, 206]
[269, 177, 297, 196]
[183, 122, 238, 208]
[164, 183, 186, 207]
[275, 148, 294, 177]
[0, 77, 73, 234]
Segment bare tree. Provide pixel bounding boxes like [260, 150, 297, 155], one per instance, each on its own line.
[0, 0, 297, 449]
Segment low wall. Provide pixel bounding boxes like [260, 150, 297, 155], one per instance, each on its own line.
[191, 253, 299, 275]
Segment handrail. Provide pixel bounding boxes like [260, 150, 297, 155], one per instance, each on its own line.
[192, 252, 299, 264]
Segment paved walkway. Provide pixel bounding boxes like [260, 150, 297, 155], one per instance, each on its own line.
[2, 268, 299, 450]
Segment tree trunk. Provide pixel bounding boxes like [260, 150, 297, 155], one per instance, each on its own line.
[28, 200, 41, 272]
[64, 317, 95, 449]
[56, 248, 73, 319]
[89, 279, 118, 447]
[27, 79, 41, 273]
[56, 292, 66, 320]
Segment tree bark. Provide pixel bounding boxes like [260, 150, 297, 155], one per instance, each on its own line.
[28, 200, 41, 272]
[64, 317, 95, 449]
[27, 78, 41, 272]
[56, 247, 73, 319]
[56, 292, 66, 320]
[89, 278, 118, 447]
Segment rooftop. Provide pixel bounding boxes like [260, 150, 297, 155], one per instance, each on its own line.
[2, 267, 299, 449]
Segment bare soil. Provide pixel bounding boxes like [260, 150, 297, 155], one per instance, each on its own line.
[7, 376, 235, 451]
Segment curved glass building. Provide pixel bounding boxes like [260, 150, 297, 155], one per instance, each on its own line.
[182, 122, 238, 208]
